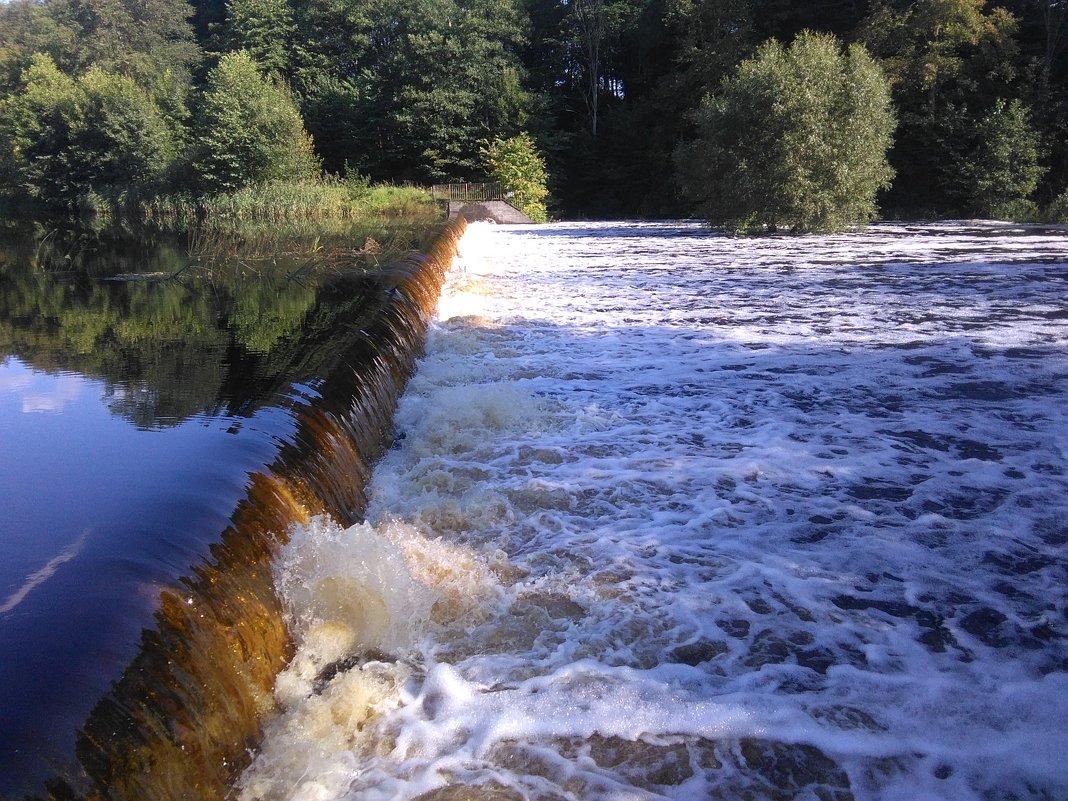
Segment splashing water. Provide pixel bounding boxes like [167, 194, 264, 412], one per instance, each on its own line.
[241, 221, 1068, 801]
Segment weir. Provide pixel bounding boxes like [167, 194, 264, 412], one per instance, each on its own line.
[38, 218, 467, 800]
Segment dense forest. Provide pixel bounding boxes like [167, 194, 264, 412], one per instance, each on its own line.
[1, 0, 1066, 221]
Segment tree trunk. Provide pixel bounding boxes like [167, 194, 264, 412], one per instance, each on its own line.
[573, 0, 604, 138]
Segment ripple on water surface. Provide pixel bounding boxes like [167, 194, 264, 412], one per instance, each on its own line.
[240, 221, 1068, 801]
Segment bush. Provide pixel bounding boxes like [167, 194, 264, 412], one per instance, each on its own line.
[192, 51, 319, 193]
[675, 31, 895, 234]
[964, 99, 1045, 220]
[1042, 190, 1068, 224]
[482, 132, 550, 222]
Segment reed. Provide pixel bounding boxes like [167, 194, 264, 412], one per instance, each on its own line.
[107, 179, 444, 280]
[179, 219, 438, 281]
[137, 179, 440, 231]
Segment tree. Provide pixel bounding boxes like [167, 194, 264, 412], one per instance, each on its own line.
[0, 53, 81, 205]
[0, 0, 81, 92]
[965, 98, 1045, 217]
[857, 0, 1025, 214]
[268, 0, 530, 182]
[224, 0, 295, 75]
[0, 0, 200, 141]
[192, 50, 319, 192]
[675, 31, 895, 233]
[573, 0, 606, 137]
[362, 0, 530, 182]
[46, 0, 201, 88]
[662, 0, 755, 99]
[483, 131, 550, 221]
[74, 67, 179, 189]
[0, 54, 176, 207]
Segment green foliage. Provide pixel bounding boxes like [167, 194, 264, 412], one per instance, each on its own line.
[964, 99, 1045, 219]
[192, 51, 319, 193]
[0, 53, 81, 205]
[1, 0, 1066, 222]
[0, 1, 79, 91]
[857, 0, 1025, 215]
[676, 31, 895, 234]
[286, 0, 530, 183]
[0, 0, 201, 89]
[859, 0, 1020, 97]
[380, 0, 530, 182]
[225, 0, 295, 74]
[0, 54, 177, 208]
[1042, 189, 1068, 224]
[483, 132, 550, 222]
[353, 183, 438, 220]
[297, 75, 364, 176]
[663, 0, 755, 98]
[140, 179, 437, 229]
[75, 68, 180, 187]
[71, 0, 201, 85]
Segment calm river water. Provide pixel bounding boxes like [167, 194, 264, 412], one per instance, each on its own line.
[239, 221, 1068, 801]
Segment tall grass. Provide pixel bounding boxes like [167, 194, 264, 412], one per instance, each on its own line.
[11, 178, 447, 282]
[8, 178, 445, 285]
[183, 220, 436, 275]
[137, 178, 440, 230]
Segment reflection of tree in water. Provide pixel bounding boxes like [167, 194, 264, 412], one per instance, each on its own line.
[0, 227, 399, 429]
[229, 278, 317, 354]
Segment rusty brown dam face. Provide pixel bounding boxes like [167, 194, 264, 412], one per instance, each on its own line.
[30, 218, 467, 801]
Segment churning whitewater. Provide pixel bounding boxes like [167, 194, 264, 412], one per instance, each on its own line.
[239, 221, 1068, 801]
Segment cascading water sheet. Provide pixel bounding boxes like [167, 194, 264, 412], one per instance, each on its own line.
[241, 221, 1068, 801]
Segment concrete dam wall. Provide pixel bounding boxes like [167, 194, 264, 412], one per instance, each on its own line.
[446, 199, 534, 224]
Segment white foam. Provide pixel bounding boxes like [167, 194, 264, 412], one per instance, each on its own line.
[243, 221, 1068, 800]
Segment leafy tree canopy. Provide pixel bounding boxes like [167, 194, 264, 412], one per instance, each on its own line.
[856, 0, 1027, 214]
[676, 31, 896, 234]
[964, 98, 1045, 218]
[1, 0, 1068, 222]
[0, 53, 178, 208]
[0, 0, 201, 89]
[483, 132, 550, 222]
[192, 50, 319, 193]
[224, 0, 294, 75]
[290, 0, 531, 182]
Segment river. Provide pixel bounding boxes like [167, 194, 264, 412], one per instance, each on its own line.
[238, 221, 1068, 801]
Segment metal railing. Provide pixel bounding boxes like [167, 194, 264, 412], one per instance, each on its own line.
[430, 182, 507, 202]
